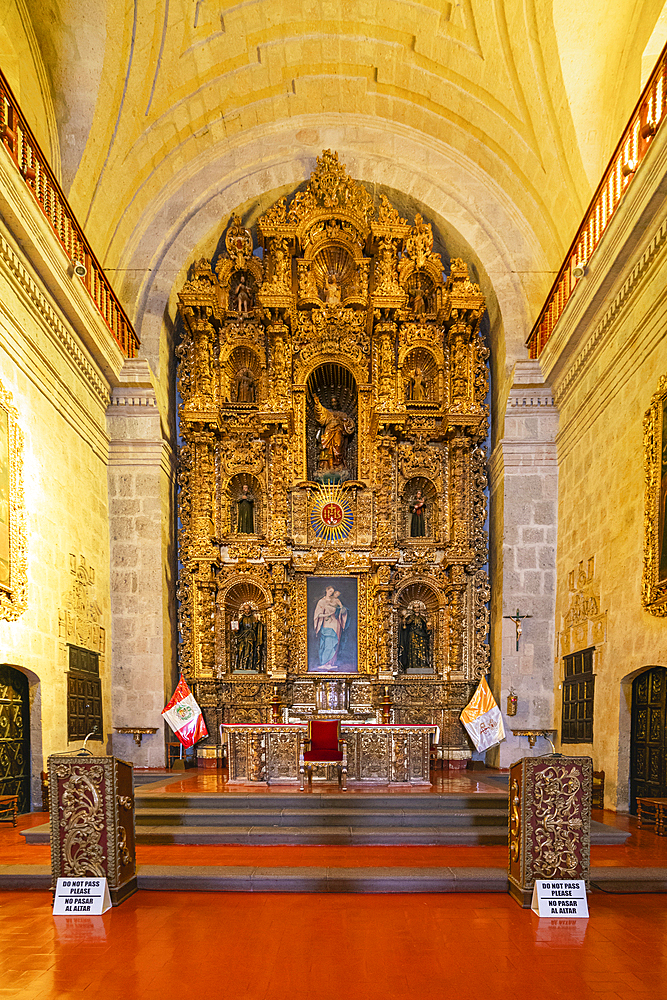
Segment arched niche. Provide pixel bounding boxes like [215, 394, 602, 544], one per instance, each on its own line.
[222, 346, 263, 406]
[227, 268, 260, 315]
[218, 580, 271, 676]
[305, 363, 358, 483]
[404, 269, 436, 316]
[401, 476, 439, 542]
[401, 348, 440, 406]
[393, 581, 445, 676]
[310, 244, 356, 305]
[224, 473, 264, 538]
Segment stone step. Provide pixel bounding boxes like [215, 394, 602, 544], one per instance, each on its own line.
[136, 865, 510, 893]
[2, 863, 664, 894]
[128, 824, 512, 845]
[134, 807, 509, 828]
[133, 792, 507, 812]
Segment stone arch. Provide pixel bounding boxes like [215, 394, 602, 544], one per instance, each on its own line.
[119, 120, 529, 408]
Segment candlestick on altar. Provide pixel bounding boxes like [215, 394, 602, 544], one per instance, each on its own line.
[381, 685, 392, 725]
[271, 685, 282, 724]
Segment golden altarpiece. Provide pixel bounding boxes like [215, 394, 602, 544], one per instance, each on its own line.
[176, 152, 489, 765]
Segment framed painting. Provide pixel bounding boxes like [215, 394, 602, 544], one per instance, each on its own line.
[643, 376, 667, 615]
[0, 379, 26, 621]
[307, 575, 358, 673]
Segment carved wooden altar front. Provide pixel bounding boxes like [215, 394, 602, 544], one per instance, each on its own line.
[224, 723, 436, 784]
[176, 151, 489, 762]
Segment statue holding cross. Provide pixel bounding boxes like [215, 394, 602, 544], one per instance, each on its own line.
[503, 608, 532, 651]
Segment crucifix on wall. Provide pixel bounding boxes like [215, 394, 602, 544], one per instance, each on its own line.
[503, 608, 532, 651]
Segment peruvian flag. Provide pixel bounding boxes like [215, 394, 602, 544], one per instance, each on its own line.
[460, 676, 506, 753]
[162, 675, 208, 748]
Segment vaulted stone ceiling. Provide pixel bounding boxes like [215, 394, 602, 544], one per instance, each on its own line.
[4, 0, 666, 397]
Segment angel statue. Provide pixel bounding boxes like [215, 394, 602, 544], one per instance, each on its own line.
[312, 393, 355, 480]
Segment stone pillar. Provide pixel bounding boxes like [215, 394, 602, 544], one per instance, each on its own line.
[488, 361, 558, 767]
[107, 360, 175, 767]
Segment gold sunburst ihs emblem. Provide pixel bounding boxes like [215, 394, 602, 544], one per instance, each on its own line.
[310, 484, 354, 542]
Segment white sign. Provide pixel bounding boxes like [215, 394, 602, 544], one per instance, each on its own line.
[53, 878, 111, 915]
[531, 879, 589, 918]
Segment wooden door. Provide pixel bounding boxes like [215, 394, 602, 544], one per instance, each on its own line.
[631, 666, 667, 813]
[0, 664, 30, 814]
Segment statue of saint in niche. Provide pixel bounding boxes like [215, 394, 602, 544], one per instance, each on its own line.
[410, 490, 426, 537]
[313, 394, 355, 481]
[236, 484, 255, 533]
[236, 368, 256, 404]
[398, 607, 432, 673]
[234, 603, 264, 672]
[411, 287, 426, 314]
[233, 274, 253, 314]
[406, 367, 428, 402]
[323, 272, 341, 306]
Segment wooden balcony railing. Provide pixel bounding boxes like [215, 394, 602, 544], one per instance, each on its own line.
[0, 68, 139, 359]
[527, 42, 667, 358]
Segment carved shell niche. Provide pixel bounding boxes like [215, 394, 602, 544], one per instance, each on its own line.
[223, 346, 264, 405]
[402, 348, 439, 404]
[311, 244, 356, 300]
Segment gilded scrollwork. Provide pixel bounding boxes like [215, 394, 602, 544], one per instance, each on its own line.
[58, 764, 106, 877]
[176, 152, 490, 743]
[509, 776, 521, 862]
[0, 378, 27, 621]
[643, 375, 667, 615]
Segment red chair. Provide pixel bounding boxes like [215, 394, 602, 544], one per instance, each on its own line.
[299, 720, 347, 791]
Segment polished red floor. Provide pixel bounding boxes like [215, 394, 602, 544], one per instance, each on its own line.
[3, 770, 667, 1000]
[1, 889, 667, 999]
[3, 766, 667, 869]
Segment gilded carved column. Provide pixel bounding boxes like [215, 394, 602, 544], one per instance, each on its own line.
[357, 385, 374, 484]
[374, 314, 397, 406]
[448, 431, 470, 553]
[373, 435, 396, 550]
[268, 318, 291, 408]
[189, 432, 220, 680]
[373, 564, 393, 680]
[192, 319, 216, 407]
[447, 564, 467, 676]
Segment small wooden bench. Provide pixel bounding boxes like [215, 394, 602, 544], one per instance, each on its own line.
[0, 794, 18, 826]
[636, 796, 667, 835]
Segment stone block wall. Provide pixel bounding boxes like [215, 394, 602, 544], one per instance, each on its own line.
[489, 360, 559, 768]
[107, 360, 176, 768]
[544, 217, 667, 810]
[0, 221, 113, 804]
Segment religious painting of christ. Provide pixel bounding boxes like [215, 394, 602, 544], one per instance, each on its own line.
[307, 576, 358, 673]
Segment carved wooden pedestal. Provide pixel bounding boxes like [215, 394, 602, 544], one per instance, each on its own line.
[508, 754, 592, 908]
[48, 755, 137, 906]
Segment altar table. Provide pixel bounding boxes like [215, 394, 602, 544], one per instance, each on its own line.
[222, 723, 438, 784]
